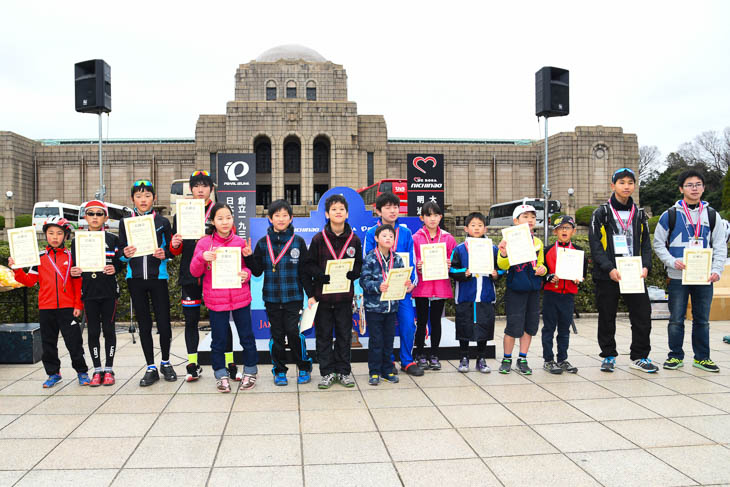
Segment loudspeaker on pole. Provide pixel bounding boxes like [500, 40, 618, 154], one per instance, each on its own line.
[75, 59, 111, 114]
[535, 66, 569, 118]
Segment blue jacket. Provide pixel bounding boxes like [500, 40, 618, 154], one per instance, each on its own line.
[497, 236, 545, 292]
[364, 219, 417, 286]
[119, 210, 173, 280]
[449, 241, 498, 304]
[360, 249, 405, 313]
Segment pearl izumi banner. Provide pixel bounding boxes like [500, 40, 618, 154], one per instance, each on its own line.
[407, 153, 445, 217]
[217, 153, 256, 240]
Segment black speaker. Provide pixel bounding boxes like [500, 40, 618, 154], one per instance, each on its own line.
[75, 59, 111, 114]
[535, 66, 569, 118]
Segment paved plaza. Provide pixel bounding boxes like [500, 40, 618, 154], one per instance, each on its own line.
[0, 317, 729, 486]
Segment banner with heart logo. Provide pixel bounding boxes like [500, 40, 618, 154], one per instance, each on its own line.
[407, 153, 444, 217]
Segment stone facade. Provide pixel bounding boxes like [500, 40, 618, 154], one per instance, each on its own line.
[1, 45, 639, 219]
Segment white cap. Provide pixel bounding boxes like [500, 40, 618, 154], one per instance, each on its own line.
[512, 204, 537, 220]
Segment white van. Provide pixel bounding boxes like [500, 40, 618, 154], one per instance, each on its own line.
[32, 201, 80, 230]
[487, 198, 562, 226]
[78, 201, 134, 230]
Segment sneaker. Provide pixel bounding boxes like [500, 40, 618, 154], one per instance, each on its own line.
[429, 356, 442, 371]
[368, 374, 380, 386]
[298, 370, 311, 384]
[274, 372, 288, 386]
[383, 372, 399, 383]
[42, 374, 62, 388]
[392, 362, 399, 375]
[402, 362, 424, 376]
[516, 359, 532, 375]
[227, 363, 239, 380]
[78, 372, 91, 386]
[663, 358, 684, 370]
[160, 363, 177, 382]
[318, 373, 338, 389]
[339, 373, 355, 388]
[476, 358, 491, 373]
[417, 354, 429, 370]
[240, 373, 257, 390]
[102, 371, 115, 386]
[557, 360, 578, 374]
[499, 359, 512, 374]
[601, 356, 616, 372]
[89, 372, 103, 387]
[724, 335, 730, 344]
[543, 360, 563, 375]
[631, 358, 659, 373]
[186, 363, 203, 382]
[139, 367, 160, 387]
[216, 377, 231, 393]
[693, 359, 720, 372]
[458, 357, 469, 373]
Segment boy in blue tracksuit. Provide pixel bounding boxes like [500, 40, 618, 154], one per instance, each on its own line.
[449, 212, 500, 373]
[363, 192, 424, 376]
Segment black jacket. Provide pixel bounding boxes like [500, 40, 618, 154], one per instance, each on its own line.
[70, 231, 125, 300]
[118, 211, 174, 280]
[170, 200, 213, 287]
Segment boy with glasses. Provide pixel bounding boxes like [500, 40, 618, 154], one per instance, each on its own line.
[589, 168, 657, 373]
[652, 169, 725, 372]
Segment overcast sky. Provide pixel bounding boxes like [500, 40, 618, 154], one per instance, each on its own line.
[1, 1, 728, 162]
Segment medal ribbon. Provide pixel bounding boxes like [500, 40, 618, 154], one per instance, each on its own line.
[46, 249, 71, 290]
[418, 226, 442, 244]
[680, 201, 704, 239]
[374, 248, 395, 281]
[323, 229, 354, 260]
[608, 199, 635, 234]
[204, 201, 214, 223]
[266, 234, 294, 269]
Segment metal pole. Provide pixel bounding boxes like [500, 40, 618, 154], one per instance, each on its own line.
[542, 117, 550, 243]
[97, 113, 105, 201]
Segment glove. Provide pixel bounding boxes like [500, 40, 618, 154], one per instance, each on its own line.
[318, 273, 331, 285]
[346, 270, 358, 280]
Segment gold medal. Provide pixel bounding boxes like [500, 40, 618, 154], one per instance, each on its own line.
[272, 265, 276, 273]
[91, 273, 97, 279]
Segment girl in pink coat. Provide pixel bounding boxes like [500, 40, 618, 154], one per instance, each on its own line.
[190, 203, 258, 392]
[413, 201, 457, 371]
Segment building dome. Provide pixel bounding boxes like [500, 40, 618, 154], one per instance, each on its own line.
[255, 44, 327, 63]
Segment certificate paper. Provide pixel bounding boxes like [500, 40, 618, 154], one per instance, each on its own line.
[682, 248, 712, 285]
[396, 252, 410, 268]
[124, 215, 158, 257]
[75, 231, 106, 272]
[300, 301, 319, 332]
[420, 243, 448, 281]
[380, 267, 413, 301]
[7, 227, 40, 269]
[555, 248, 584, 282]
[501, 223, 538, 266]
[467, 237, 494, 276]
[616, 256, 645, 294]
[176, 199, 205, 240]
[323, 258, 355, 294]
[212, 247, 242, 289]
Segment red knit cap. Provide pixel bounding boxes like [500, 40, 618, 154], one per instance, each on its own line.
[84, 200, 108, 214]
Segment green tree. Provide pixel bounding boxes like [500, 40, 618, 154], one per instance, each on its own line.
[722, 170, 730, 211]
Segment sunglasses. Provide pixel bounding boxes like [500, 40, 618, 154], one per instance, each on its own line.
[613, 167, 635, 177]
[85, 211, 106, 217]
[191, 170, 210, 177]
[133, 179, 154, 188]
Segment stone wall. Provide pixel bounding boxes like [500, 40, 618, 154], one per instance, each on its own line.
[0, 132, 37, 215]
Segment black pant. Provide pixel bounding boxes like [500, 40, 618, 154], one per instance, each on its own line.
[39, 308, 88, 376]
[541, 292, 574, 362]
[459, 340, 487, 359]
[315, 301, 354, 376]
[366, 311, 396, 376]
[414, 297, 445, 357]
[266, 301, 312, 374]
[595, 279, 652, 360]
[84, 298, 117, 369]
[128, 279, 172, 365]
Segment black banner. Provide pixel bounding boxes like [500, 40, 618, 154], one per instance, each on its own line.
[216, 153, 256, 241]
[407, 153, 445, 217]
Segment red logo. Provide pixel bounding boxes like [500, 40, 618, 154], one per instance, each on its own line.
[412, 156, 437, 174]
[412, 177, 423, 183]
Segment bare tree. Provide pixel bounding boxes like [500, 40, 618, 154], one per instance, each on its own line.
[639, 145, 661, 181]
[677, 128, 730, 173]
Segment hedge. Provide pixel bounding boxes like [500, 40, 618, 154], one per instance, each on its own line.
[15, 214, 31, 227]
[648, 215, 660, 234]
[575, 206, 597, 226]
[0, 215, 4, 230]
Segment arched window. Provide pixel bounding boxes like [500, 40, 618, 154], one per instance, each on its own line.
[254, 136, 271, 174]
[306, 80, 316, 101]
[284, 136, 301, 173]
[286, 80, 297, 99]
[266, 80, 277, 101]
[313, 136, 329, 174]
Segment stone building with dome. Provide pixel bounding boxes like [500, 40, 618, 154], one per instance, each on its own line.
[1, 44, 639, 219]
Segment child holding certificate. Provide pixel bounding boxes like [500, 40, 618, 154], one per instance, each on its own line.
[589, 168, 656, 373]
[363, 192, 424, 377]
[652, 169, 725, 373]
[542, 216, 585, 375]
[190, 203, 258, 392]
[70, 200, 125, 386]
[360, 224, 413, 385]
[301, 194, 362, 389]
[169, 170, 237, 382]
[497, 203, 547, 375]
[412, 201, 457, 371]
[10, 217, 90, 388]
[449, 212, 499, 373]
[119, 180, 178, 386]
[243, 199, 314, 386]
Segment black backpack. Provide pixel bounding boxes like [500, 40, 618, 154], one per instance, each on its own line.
[666, 205, 717, 248]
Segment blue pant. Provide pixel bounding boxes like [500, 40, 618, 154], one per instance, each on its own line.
[396, 294, 416, 366]
[367, 311, 396, 376]
[541, 292, 574, 362]
[667, 279, 712, 361]
[209, 306, 258, 379]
